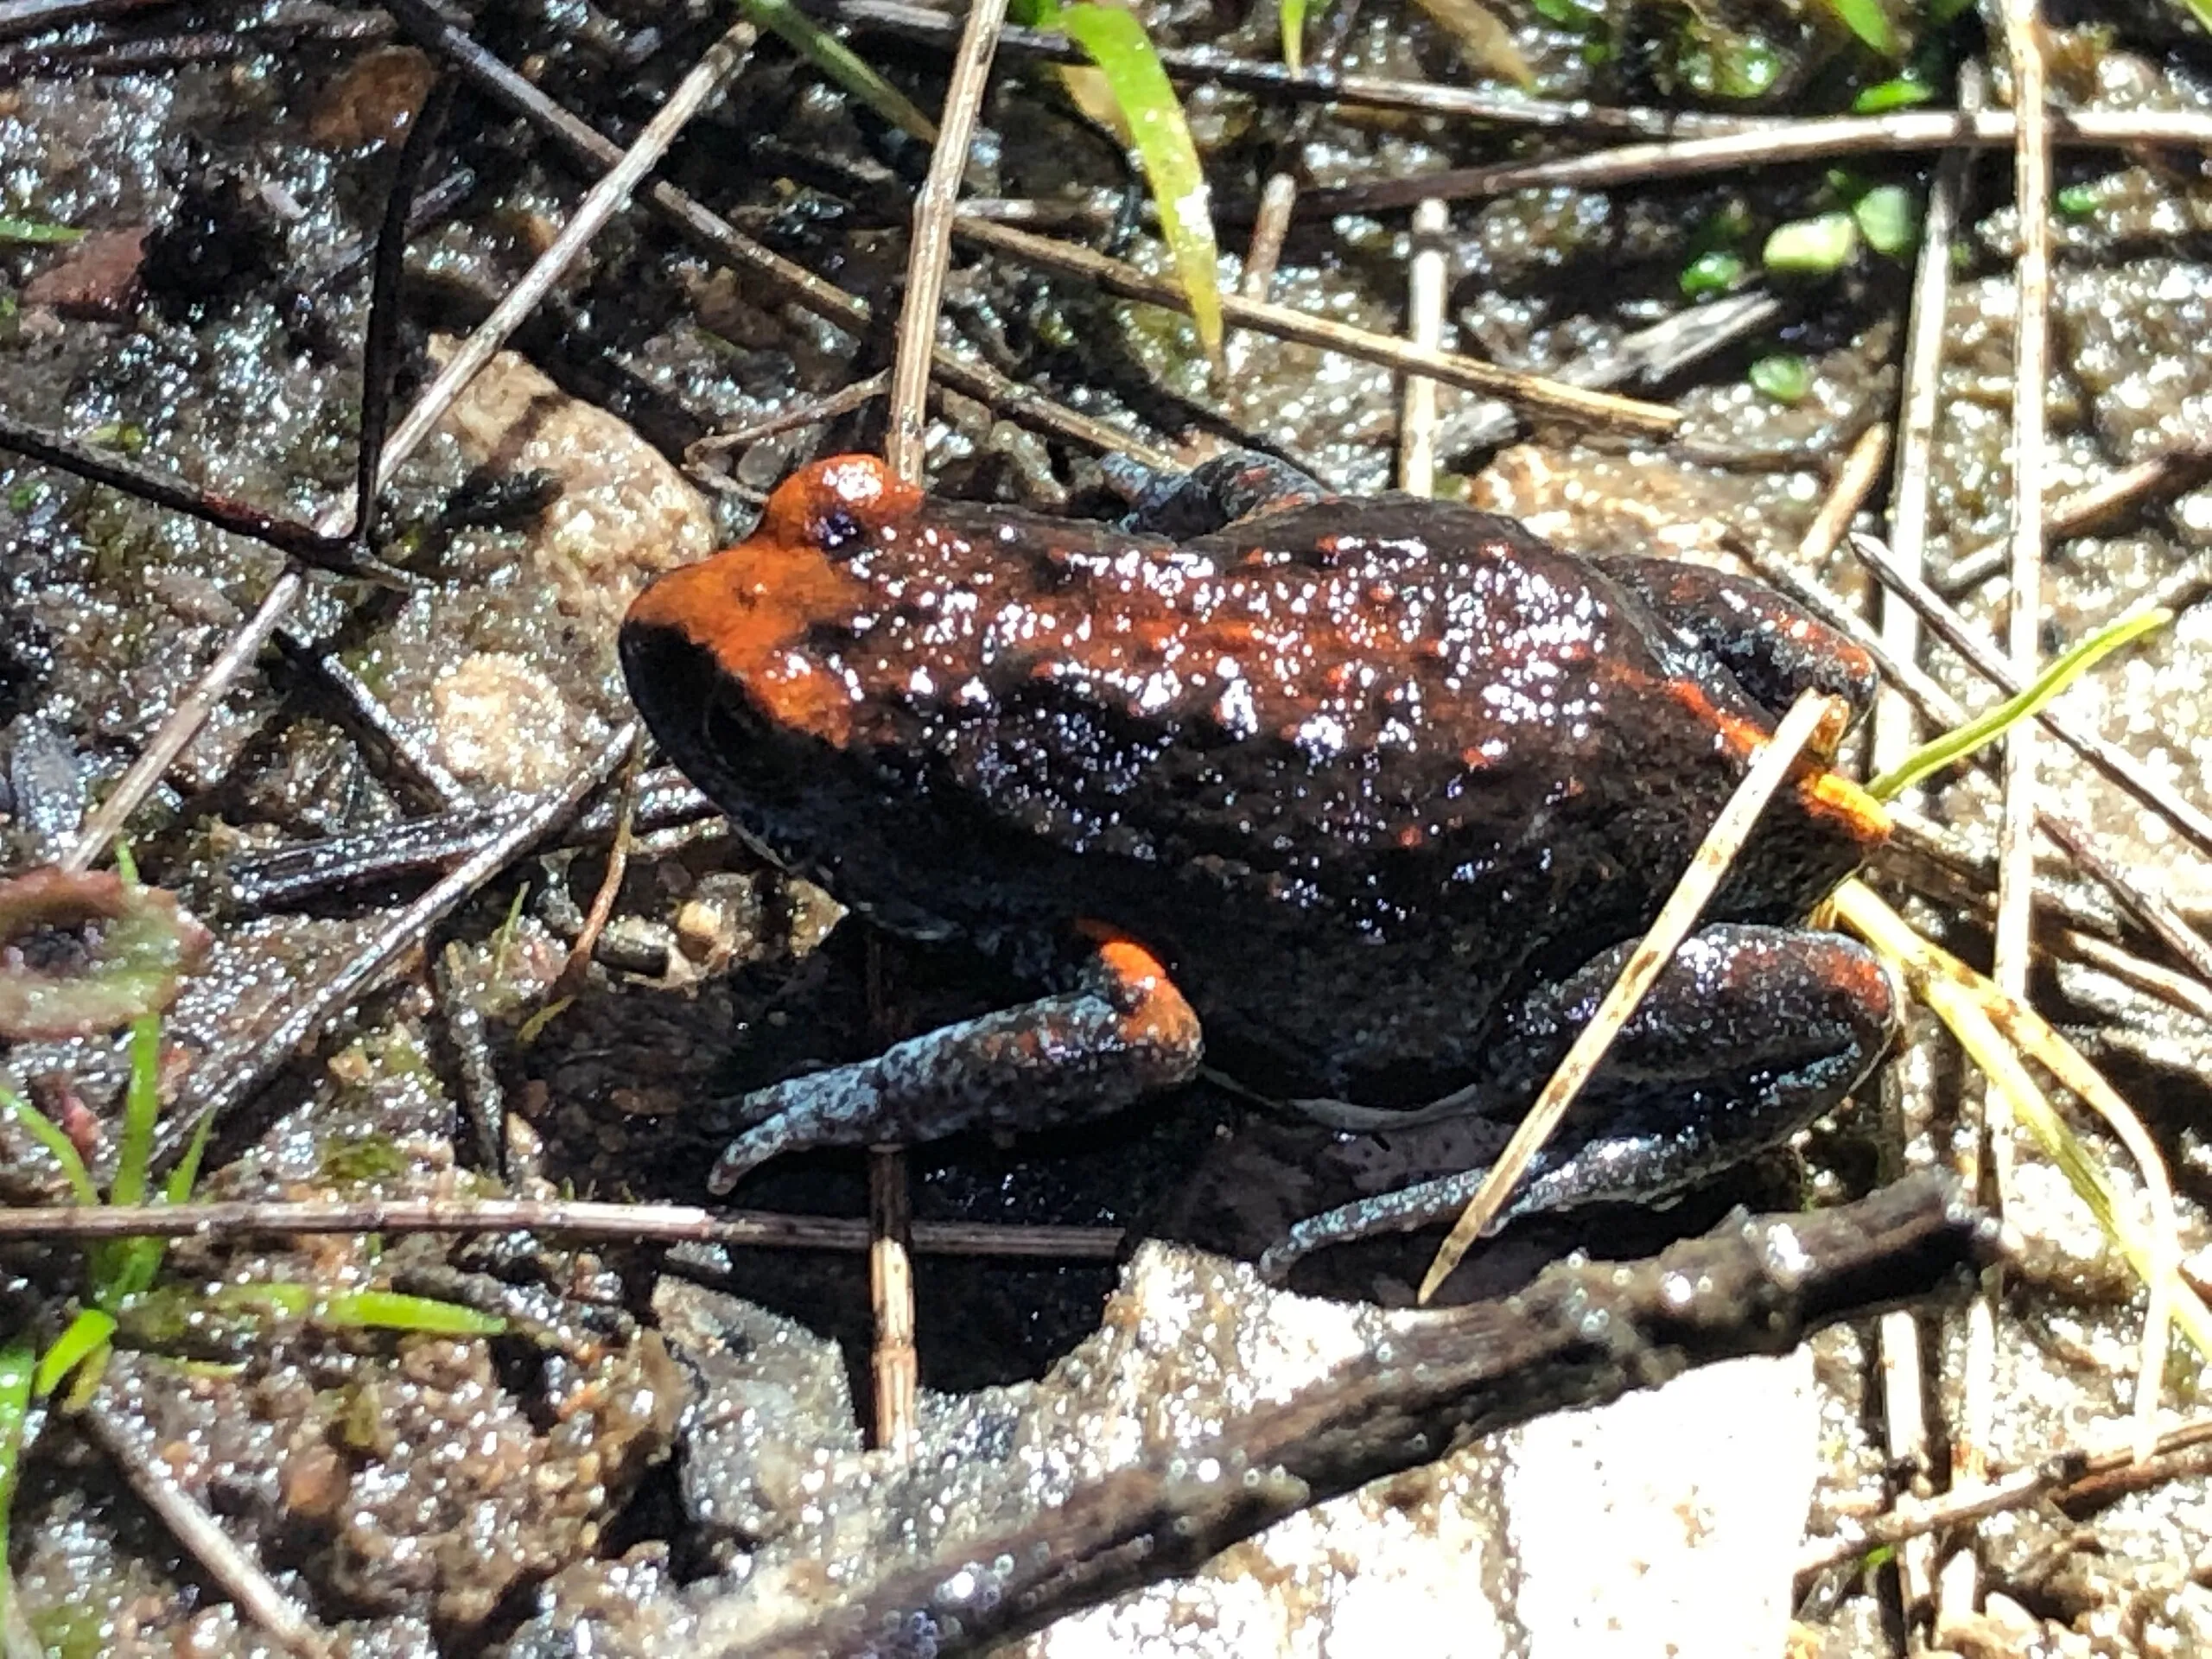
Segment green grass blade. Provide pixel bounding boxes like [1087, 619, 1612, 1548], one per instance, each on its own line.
[316, 1291, 508, 1336]
[736, 0, 939, 141]
[1053, 2, 1224, 367]
[109, 1014, 161, 1209]
[1281, 0, 1319, 70]
[32, 1309, 115, 1399]
[164, 1103, 216, 1206]
[1820, 0, 1897, 55]
[87, 1013, 169, 1306]
[213, 1282, 507, 1337]
[0, 1337, 31, 1639]
[0, 1087, 99, 1206]
[1869, 607, 2171, 799]
[0, 217, 82, 245]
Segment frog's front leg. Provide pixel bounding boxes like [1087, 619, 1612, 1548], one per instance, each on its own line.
[707, 938, 1202, 1194]
[1257, 923, 1898, 1283]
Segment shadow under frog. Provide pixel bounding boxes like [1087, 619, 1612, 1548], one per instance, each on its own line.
[619, 451, 1901, 1305]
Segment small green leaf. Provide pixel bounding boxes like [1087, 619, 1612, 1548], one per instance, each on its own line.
[81, 423, 147, 454]
[1852, 184, 1917, 257]
[1048, 2, 1224, 367]
[1820, 0, 1897, 55]
[1869, 607, 2171, 799]
[319, 1291, 508, 1336]
[214, 1282, 507, 1336]
[2056, 181, 2099, 219]
[0, 1337, 31, 1636]
[0, 217, 83, 245]
[1679, 249, 1745, 298]
[32, 1309, 115, 1398]
[1749, 353, 1813, 403]
[1763, 211, 1860, 274]
[735, 0, 939, 142]
[1852, 72, 1935, 111]
[1281, 0, 1324, 69]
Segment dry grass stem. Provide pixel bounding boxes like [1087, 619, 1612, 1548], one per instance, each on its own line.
[956, 217, 1680, 435]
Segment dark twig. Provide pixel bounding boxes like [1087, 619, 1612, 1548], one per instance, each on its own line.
[0, 1196, 1125, 1256]
[80, 1391, 332, 1657]
[437, 943, 510, 1175]
[225, 767, 714, 912]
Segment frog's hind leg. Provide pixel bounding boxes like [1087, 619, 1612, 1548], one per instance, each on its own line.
[1598, 555, 1879, 736]
[1257, 922, 1899, 1284]
[1104, 450, 1332, 539]
[707, 938, 1203, 1194]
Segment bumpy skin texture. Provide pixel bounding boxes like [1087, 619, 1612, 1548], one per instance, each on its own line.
[620, 454, 1899, 1237]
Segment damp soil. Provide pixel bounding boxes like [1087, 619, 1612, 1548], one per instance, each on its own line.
[3, 0, 2212, 1653]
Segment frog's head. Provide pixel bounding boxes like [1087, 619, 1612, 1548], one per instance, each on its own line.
[620, 455, 921, 803]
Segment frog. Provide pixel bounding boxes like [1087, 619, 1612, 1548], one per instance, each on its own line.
[617, 450, 1900, 1281]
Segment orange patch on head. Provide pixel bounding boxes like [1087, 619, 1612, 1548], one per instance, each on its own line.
[623, 457, 923, 747]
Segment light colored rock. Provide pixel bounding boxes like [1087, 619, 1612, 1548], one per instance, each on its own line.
[429, 339, 715, 640]
[1504, 1351, 1821, 1659]
[431, 651, 577, 794]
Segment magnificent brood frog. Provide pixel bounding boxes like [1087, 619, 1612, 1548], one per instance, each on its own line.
[619, 452, 1900, 1278]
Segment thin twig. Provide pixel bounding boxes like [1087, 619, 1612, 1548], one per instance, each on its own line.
[80, 1393, 332, 1657]
[1942, 9, 2055, 1624]
[884, 0, 1006, 478]
[1797, 1411, 2212, 1576]
[1878, 64, 1979, 784]
[1938, 446, 2212, 594]
[872, 0, 1007, 1458]
[1876, 64, 1976, 1626]
[62, 569, 306, 874]
[1296, 108, 2212, 217]
[955, 217, 1680, 435]
[1396, 199, 1450, 493]
[156, 727, 638, 1168]
[686, 372, 891, 467]
[0, 1197, 1125, 1256]
[550, 730, 644, 1004]
[1419, 690, 1841, 1300]
[1799, 423, 1890, 561]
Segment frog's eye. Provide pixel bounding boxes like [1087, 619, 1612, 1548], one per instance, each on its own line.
[813, 506, 865, 554]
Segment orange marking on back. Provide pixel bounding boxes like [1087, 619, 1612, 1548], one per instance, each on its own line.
[623, 456, 925, 747]
[1648, 669, 1890, 852]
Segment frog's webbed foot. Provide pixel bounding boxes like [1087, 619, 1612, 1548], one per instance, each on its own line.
[1105, 450, 1332, 540]
[1597, 555, 1879, 734]
[1257, 922, 1899, 1285]
[707, 938, 1203, 1195]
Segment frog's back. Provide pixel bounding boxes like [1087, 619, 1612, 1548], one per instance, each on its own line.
[621, 457, 1874, 1101]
